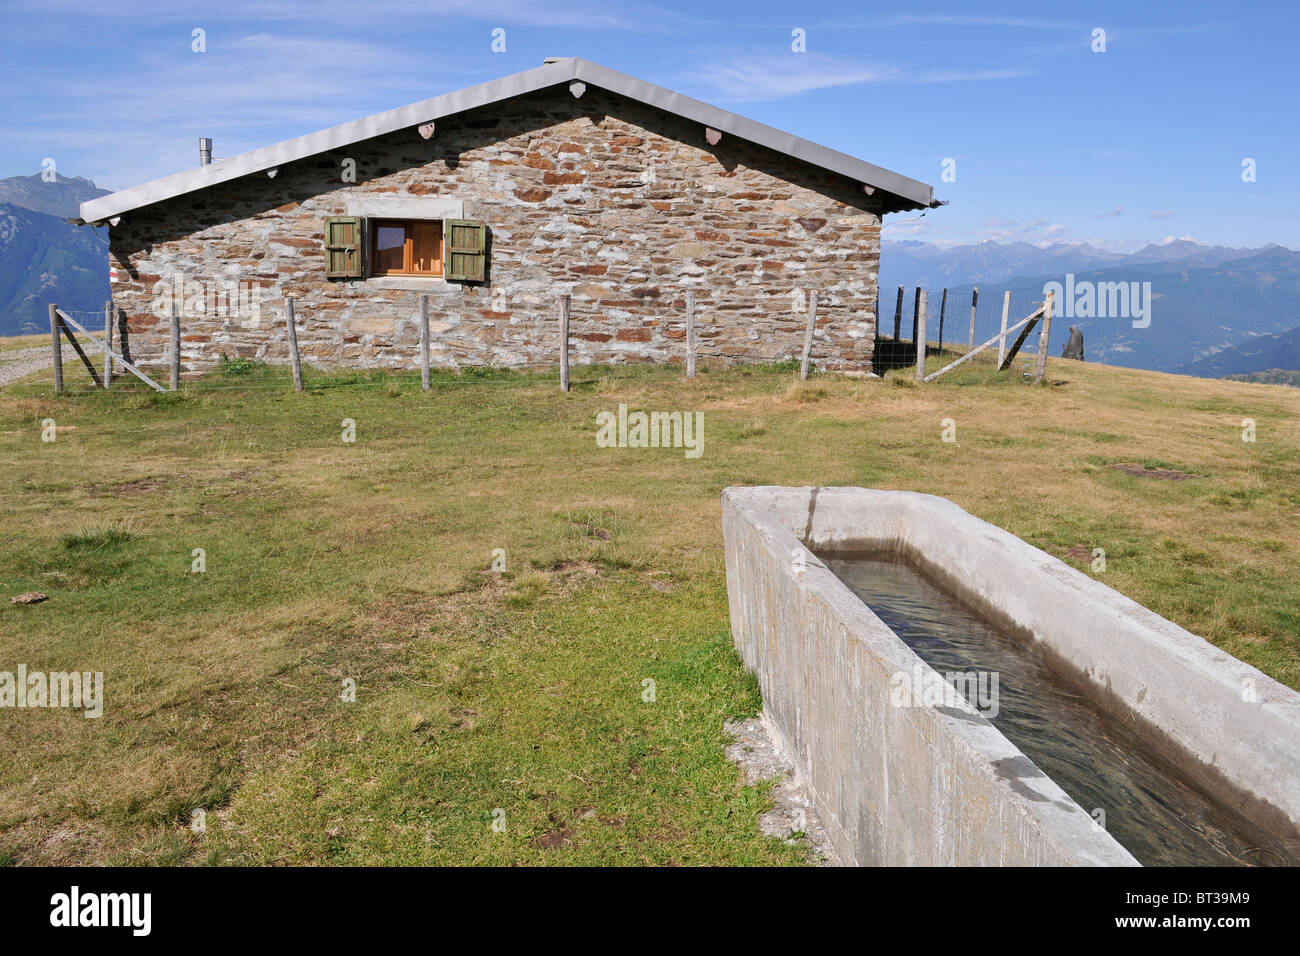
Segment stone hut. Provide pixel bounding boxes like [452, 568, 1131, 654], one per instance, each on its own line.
[79, 57, 939, 376]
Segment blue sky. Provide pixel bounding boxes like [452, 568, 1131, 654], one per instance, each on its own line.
[4, 0, 1296, 250]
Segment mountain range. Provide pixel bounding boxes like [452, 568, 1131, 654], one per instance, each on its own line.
[881, 240, 1300, 378]
[0, 174, 110, 336]
[0, 174, 1296, 380]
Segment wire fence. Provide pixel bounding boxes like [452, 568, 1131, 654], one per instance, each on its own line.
[11, 288, 1054, 399]
[871, 285, 1050, 372]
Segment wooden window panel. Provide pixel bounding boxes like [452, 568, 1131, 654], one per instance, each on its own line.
[410, 221, 442, 275]
[373, 221, 407, 275]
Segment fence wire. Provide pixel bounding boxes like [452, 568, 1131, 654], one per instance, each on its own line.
[873, 286, 1050, 363]
[10, 290, 1056, 398]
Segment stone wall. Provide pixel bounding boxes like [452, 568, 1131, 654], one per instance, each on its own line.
[108, 86, 888, 375]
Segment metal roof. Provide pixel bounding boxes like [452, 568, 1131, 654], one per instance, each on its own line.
[79, 57, 939, 223]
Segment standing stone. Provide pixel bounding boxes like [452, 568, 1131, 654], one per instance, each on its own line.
[1062, 325, 1084, 361]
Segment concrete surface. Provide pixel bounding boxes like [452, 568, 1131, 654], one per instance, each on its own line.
[722, 486, 1300, 866]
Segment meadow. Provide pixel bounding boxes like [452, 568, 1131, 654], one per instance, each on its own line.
[1, 351, 1296, 865]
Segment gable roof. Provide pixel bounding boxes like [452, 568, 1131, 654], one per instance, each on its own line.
[79, 57, 939, 224]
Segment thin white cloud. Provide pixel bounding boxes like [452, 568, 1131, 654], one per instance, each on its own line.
[695, 55, 891, 101]
[29, 0, 657, 31]
[695, 52, 1028, 102]
[9, 33, 482, 189]
[878, 15, 1084, 29]
[1151, 210, 1175, 219]
[975, 215, 1072, 244]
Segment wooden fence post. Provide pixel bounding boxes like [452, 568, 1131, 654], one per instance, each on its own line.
[893, 285, 904, 340]
[997, 291, 1011, 369]
[49, 303, 63, 395]
[286, 297, 304, 392]
[559, 294, 571, 393]
[685, 290, 696, 379]
[914, 290, 928, 382]
[937, 287, 948, 355]
[911, 287, 921, 344]
[169, 301, 180, 390]
[968, 287, 979, 351]
[103, 301, 114, 388]
[873, 298, 880, 360]
[800, 289, 817, 381]
[418, 294, 430, 392]
[1034, 290, 1055, 383]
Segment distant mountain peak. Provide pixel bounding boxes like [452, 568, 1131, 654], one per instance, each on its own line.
[0, 172, 109, 219]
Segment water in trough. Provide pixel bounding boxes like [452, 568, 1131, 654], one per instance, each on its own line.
[824, 551, 1293, 867]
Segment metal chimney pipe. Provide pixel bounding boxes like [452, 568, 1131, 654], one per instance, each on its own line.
[199, 137, 213, 166]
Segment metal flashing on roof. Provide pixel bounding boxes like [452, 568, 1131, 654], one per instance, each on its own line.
[79, 57, 938, 224]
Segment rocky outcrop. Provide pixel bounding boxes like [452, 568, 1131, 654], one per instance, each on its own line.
[1062, 325, 1084, 361]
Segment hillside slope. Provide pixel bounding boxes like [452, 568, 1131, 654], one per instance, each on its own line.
[0, 202, 110, 335]
[903, 247, 1300, 373]
[1180, 324, 1300, 378]
[0, 174, 111, 336]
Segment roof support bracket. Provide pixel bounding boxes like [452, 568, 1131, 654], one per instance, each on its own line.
[569, 81, 586, 98]
[418, 122, 436, 140]
[705, 127, 721, 146]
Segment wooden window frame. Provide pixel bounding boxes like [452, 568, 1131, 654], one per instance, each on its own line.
[369, 219, 444, 277]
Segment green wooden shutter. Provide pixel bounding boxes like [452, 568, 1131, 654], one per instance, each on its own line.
[324, 216, 364, 278]
[444, 219, 487, 282]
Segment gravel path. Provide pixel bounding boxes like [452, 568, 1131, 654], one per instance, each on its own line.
[0, 345, 82, 387]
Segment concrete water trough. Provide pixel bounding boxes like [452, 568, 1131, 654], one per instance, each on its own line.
[721, 486, 1300, 866]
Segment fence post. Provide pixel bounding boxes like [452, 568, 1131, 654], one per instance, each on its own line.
[937, 287, 948, 355]
[1034, 290, 1055, 384]
[49, 303, 63, 395]
[997, 291, 1011, 369]
[685, 290, 696, 379]
[286, 297, 304, 392]
[559, 294, 571, 393]
[800, 289, 817, 381]
[873, 296, 880, 361]
[914, 290, 928, 382]
[169, 300, 180, 390]
[968, 287, 979, 351]
[893, 285, 903, 339]
[418, 294, 430, 392]
[102, 301, 114, 388]
[911, 287, 921, 344]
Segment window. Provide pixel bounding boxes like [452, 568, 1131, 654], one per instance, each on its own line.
[370, 219, 443, 276]
[323, 216, 487, 282]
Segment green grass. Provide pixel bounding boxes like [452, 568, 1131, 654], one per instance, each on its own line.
[0, 334, 45, 354]
[1, 353, 1298, 865]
